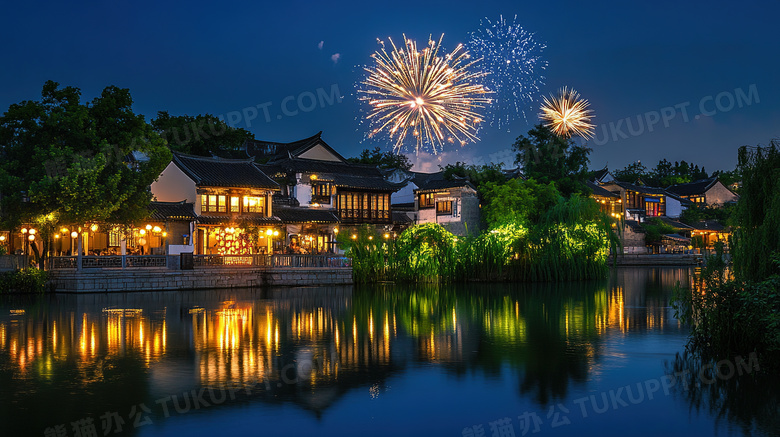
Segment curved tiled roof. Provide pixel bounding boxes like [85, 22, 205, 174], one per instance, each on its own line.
[271, 158, 402, 191]
[415, 177, 476, 193]
[585, 181, 620, 198]
[148, 201, 198, 221]
[171, 152, 279, 189]
[666, 177, 719, 196]
[273, 207, 340, 224]
[244, 132, 348, 163]
[197, 215, 281, 225]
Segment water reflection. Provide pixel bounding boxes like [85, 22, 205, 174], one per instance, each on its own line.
[0, 267, 727, 436]
[667, 351, 780, 436]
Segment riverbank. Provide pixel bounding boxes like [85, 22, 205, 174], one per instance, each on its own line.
[611, 253, 702, 266]
[48, 267, 353, 293]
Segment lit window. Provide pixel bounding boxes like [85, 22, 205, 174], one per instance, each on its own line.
[436, 201, 453, 215]
[230, 197, 239, 213]
[419, 193, 435, 208]
[243, 196, 265, 214]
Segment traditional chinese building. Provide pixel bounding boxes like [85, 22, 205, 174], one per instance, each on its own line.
[601, 181, 691, 222]
[665, 177, 738, 206]
[413, 173, 481, 236]
[245, 132, 401, 252]
[151, 152, 281, 255]
[586, 181, 623, 219]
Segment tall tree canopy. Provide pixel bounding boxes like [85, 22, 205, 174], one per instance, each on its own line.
[440, 162, 505, 192]
[732, 141, 780, 282]
[480, 178, 561, 228]
[151, 111, 254, 157]
[347, 147, 413, 171]
[0, 81, 171, 229]
[513, 124, 591, 197]
[614, 159, 709, 186]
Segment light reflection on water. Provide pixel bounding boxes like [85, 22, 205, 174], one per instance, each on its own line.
[0, 267, 774, 436]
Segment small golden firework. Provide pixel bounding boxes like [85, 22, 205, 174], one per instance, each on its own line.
[539, 87, 594, 138]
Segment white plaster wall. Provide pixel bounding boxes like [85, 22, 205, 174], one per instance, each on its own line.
[666, 197, 682, 218]
[294, 175, 313, 206]
[297, 144, 342, 162]
[705, 182, 738, 205]
[151, 162, 198, 206]
[392, 182, 417, 205]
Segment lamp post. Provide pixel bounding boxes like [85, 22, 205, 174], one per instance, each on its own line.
[21, 228, 28, 256]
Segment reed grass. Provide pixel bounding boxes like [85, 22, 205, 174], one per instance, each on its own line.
[339, 196, 618, 284]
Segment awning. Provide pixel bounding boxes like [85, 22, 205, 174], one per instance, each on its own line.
[662, 233, 691, 243]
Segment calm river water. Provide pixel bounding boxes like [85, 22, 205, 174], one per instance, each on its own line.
[1, 267, 777, 437]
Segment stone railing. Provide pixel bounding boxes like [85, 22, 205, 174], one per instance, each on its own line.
[49, 254, 349, 270]
[271, 254, 350, 268]
[192, 254, 349, 268]
[0, 255, 26, 271]
[50, 255, 169, 270]
[192, 254, 270, 267]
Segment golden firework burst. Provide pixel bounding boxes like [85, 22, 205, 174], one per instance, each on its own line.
[539, 87, 594, 138]
[358, 34, 491, 155]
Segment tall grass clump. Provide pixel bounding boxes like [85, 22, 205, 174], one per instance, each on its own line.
[456, 223, 528, 281]
[340, 196, 617, 284]
[523, 195, 619, 281]
[673, 142, 780, 369]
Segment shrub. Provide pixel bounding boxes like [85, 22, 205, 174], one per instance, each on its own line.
[0, 268, 49, 294]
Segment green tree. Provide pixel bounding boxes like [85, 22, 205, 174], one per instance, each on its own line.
[613, 161, 648, 184]
[480, 178, 561, 228]
[440, 162, 506, 191]
[151, 111, 254, 157]
[732, 141, 780, 282]
[347, 147, 413, 171]
[712, 168, 741, 192]
[0, 81, 171, 231]
[513, 124, 591, 197]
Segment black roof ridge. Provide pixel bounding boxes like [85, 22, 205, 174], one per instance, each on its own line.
[173, 151, 256, 163]
[150, 200, 192, 205]
[247, 131, 322, 148]
[171, 152, 279, 189]
[666, 176, 718, 190]
[284, 156, 379, 169]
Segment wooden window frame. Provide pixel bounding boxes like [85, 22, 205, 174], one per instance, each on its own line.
[419, 193, 435, 209]
[436, 200, 453, 215]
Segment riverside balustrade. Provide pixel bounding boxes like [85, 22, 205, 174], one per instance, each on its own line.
[48, 254, 350, 270]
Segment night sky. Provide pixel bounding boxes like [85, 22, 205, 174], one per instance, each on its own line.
[2, 0, 778, 174]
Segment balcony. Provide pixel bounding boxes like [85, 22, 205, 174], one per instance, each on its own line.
[338, 209, 391, 224]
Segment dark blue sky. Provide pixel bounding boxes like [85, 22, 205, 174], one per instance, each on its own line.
[2, 0, 778, 173]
